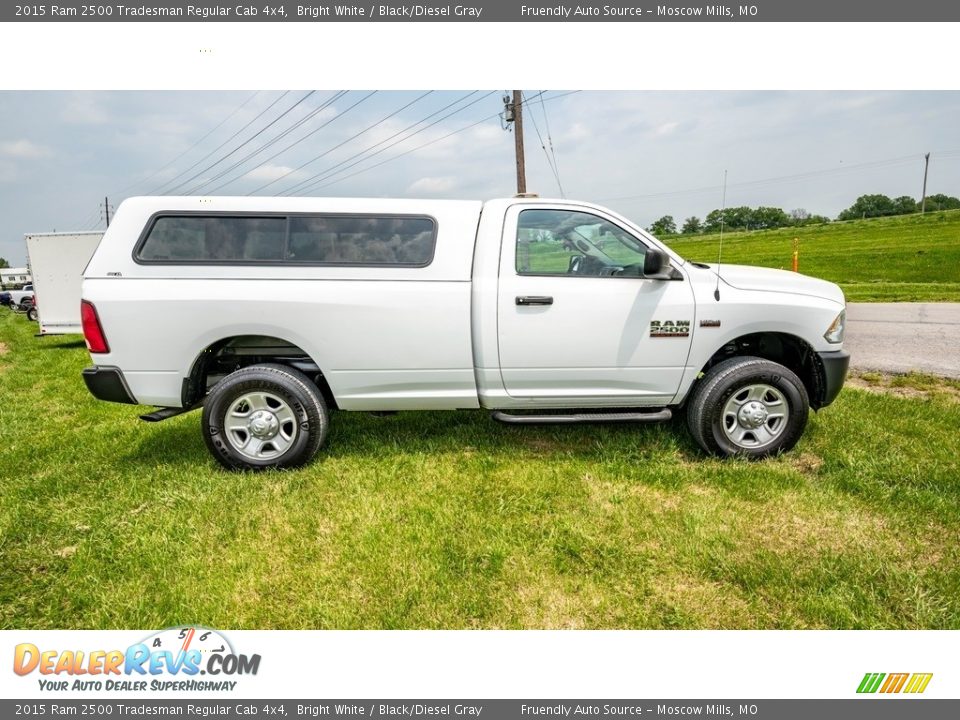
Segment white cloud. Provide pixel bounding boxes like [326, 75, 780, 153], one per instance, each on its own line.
[407, 176, 457, 194]
[60, 93, 109, 125]
[654, 121, 680, 136]
[242, 165, 302, 182]
[559, 122, 591, 143]
[0, 139, 51, 158]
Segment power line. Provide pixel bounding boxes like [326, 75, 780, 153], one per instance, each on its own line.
[234, 90, 431, 195]
[173, 91, 318, 195]
[303, 113, 494, 194]
[273, 91, 483, 196]
[539, 90, 563, 196]
[188, 90, 348, 195]
[301, 91, 578, 195]
[148, 91, 291, 195]
[234, 90, 458, 197]
[81, 213, 102, 231]
[111, 91, 260, 198]
[72, 207, 101, 231]
[284, 91, 500, 196]
[601, 152, 935, 204]
[522, 91, 564, 197]
[237, 90, 388, 195]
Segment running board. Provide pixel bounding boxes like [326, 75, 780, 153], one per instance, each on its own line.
[139, 401, 202, 423]
[491, 409, 672, 425]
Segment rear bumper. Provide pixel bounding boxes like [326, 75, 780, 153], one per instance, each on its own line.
[82, 366, 138, 405]
[816, 349, 850, 408]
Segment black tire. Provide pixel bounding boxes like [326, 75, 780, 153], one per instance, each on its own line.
[202, 363, 329, 471]
[26, 307, 38, 322]
[685, 356, 809, 458]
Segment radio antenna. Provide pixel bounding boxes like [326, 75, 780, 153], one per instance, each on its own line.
[714, 169, 728, 301]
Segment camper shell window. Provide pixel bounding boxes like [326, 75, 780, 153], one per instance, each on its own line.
[134, 213, 438, 267]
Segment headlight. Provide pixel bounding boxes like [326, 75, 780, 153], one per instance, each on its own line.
[824, 310, 845, 343]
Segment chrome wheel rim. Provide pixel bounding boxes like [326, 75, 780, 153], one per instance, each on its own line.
[225, 391, 298, 460]
[721, 383, 788, 449]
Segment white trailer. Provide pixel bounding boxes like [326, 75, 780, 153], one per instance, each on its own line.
[26, 231, 104, 335]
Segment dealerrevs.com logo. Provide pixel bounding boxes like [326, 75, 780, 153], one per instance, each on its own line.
[13, 626, 260, 692]
[857, 673, 933, 694]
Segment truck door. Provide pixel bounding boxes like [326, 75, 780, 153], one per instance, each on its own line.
[497, 204, 694, 405]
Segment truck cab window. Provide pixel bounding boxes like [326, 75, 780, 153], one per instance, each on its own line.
[516, 208, 648, 277]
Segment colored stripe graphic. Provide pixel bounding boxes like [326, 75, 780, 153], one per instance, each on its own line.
[904, 673, 934, 694]
[880, 673, 909, 693]
[857, 673, 884, 693]
[857, 673, 885, 693]
[857, 672, 932, 694]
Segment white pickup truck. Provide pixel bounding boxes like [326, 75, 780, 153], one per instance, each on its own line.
[81, 196, 849, 471]
[6, 284, 35, 308]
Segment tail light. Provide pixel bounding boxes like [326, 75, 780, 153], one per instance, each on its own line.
[81, 300, 110, 353]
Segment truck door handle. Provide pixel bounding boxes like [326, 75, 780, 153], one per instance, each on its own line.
[516, 295, 553, 306]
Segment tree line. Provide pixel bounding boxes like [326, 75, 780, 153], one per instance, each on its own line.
[647, 192, 960, 236]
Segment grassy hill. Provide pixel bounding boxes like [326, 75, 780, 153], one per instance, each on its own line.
[2, 310, 959, 629]
[662, 210, 960, 302]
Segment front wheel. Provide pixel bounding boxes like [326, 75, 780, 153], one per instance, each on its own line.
[202, 363, 329, 471]
[686, 356, 809, 458]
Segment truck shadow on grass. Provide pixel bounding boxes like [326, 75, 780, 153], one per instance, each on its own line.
[37, 339, 86, 350]
[123, 407, 742, 477]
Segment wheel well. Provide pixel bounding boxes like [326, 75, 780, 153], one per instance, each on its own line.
[184, 335, 337, 410]
[700, 332, 828, 409]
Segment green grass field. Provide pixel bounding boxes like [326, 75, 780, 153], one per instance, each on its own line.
[662, 210, 960, 302]
[1, 313, 958, 630]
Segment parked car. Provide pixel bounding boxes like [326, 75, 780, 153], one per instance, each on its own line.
[8, 284, 35, 308]
[80, 196, 849, 470]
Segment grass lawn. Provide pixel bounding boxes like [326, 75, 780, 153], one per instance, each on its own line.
[662, 210, 960, 302]
[1, 311, 958, 630]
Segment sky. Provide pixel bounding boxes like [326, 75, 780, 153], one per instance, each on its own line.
[0, 90, 958, 266]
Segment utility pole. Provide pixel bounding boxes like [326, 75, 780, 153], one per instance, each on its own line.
[507, 91, 527, 195]
[104, 196, 111, 227]
[921, 153, 930, 214]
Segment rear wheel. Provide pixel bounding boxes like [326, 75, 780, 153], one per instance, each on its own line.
[202, 363, 329, 471]
[686, 356, 809, 458]
[26, 307, 38, 322]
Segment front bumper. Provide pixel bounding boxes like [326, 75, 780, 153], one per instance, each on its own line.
[82, 366, 138, 405]
[816, 349, 850, 408]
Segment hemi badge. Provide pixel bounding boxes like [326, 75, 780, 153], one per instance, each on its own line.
[700, 319, 721, 327]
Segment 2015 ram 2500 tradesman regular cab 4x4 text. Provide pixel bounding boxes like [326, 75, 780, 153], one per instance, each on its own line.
[80, 196, 849, 471]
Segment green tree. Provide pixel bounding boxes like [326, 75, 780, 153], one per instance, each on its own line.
[681, 216, 702, 234]
[0, 257, 9, 269]
[704, 206, 753, 232]
[838, 194, 898, 220]
[648, 215, 677, 236]
[892, 196, 918, 214]
[750, 206, 792, 230]
[923, 194, 960, 211]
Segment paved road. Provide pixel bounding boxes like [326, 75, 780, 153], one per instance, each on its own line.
[845, 303, 960, 379]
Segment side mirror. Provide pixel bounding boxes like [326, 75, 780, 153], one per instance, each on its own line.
[643, 248, 674, 280]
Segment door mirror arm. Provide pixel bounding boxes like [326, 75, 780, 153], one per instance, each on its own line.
[642, 248, 678, 280]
